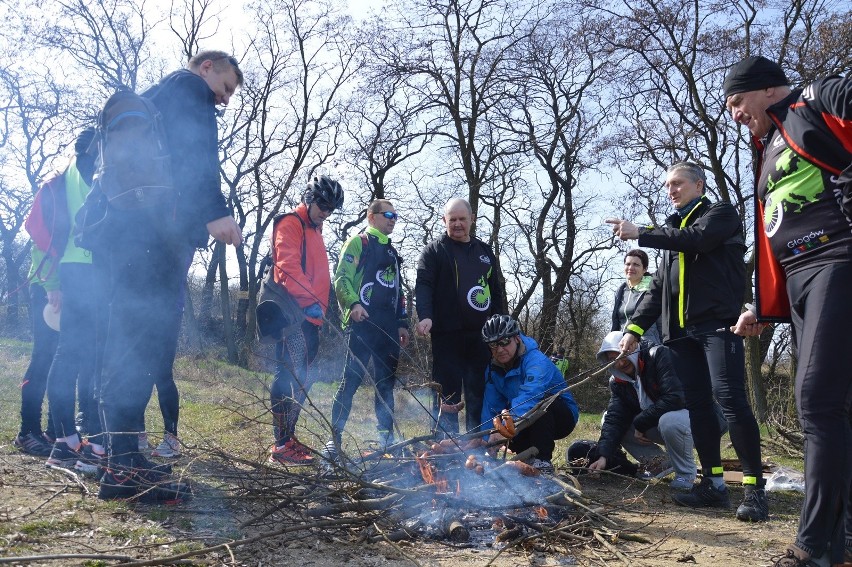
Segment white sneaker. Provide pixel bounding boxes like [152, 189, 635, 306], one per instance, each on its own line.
[152, 433, 181, 458]
[138, 432, 150, 451]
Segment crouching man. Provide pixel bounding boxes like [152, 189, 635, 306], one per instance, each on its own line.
[481, 315, 579, 474]
[589, 331, 726, 490]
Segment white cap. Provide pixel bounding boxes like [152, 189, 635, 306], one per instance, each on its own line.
[43, 303, 60, 332]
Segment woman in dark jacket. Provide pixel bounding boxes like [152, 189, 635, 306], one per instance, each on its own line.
[611, 249, 661, 345]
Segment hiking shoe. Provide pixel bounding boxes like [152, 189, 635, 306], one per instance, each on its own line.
[98, 468, 190, 503]
[269, 438, 315, 465]
[530, 459, 555, 475]
[131, 453, 173, 476]
[320, 440, 341, 475]
[736, 485, 769, 522]
[152, 433, 181, 458]
[771, 547, 827, 567]
[43, 431, 56, 444]
[321, 440, 339, 461]
[79, 441, 107, 479]
[45, 441, 100, 476]
[670, 476, 695, 491]
[138, 432, 151, 451]
[14, 432, 53, 457]
[672, 476, 730, 509]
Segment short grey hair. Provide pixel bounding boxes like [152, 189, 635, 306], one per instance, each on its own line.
[667, 162, 706, 185]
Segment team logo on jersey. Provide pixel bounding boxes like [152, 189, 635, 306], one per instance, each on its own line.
[480, 255, 491, 265]
[763, 149, 824, 237]
[376, 265, 396, 288]
[359, 283, 373, 306]
[344, 253, 355, 263]
[467, 275, 491, 311]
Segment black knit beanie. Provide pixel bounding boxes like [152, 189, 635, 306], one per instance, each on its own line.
[723, 56, 789, 98]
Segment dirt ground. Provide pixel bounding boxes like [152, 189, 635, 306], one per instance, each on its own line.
[0, 443, 803, 567]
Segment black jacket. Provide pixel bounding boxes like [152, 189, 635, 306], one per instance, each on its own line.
[414, 232, 506, 334]
[144, 70, 230, 248]
[597, 344, 685, 461]
[626, 196, 746, 340]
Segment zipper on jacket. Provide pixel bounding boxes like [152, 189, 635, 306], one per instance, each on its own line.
[677, 199, 705, 328]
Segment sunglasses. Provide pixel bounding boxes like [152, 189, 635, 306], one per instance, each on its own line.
[214, 55, 240, 68]
[376, 211, 398, 220]
[488, 337, 514, 350]
[316, 202, 335, 213]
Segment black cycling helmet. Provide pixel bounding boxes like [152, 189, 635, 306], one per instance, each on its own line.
[304, 175, 344, 211]
[481, 314, 521, 343]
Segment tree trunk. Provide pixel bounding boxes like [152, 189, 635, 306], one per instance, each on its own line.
[199, 246, 221, 332]
[216, 242, 237, 363]
[745, 335, 768, 422]
[182, 281, 203, 355]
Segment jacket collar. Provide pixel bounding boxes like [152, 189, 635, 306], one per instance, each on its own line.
[365, 225, 390, 244]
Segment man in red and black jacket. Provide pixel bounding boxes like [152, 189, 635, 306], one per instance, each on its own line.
[726, 56, 852, 566]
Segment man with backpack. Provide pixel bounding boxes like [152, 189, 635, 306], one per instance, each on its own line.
[267, 175, 344, 465]
[95, 51, 243, 502]
[724, 57, 852, 567]
[322, 199, 409, 466]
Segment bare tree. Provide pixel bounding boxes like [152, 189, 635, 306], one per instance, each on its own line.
[0, 67, 69, 328]
[169, 0, 224, 61]
[370, 0, 542, 232]
[497, 9, 616, 352]
[42, 0, 156, 93]
[339, 74, 433, 236]
[208, 0, 361, 362]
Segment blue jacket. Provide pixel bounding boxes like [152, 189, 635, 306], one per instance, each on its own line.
[481, 334, 579, 424]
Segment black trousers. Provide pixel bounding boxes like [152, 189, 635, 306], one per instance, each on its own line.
[331, 322, 401, 442]
[667, 321, 763, 481]
[508, 396, 576, 462]
[47, 263, 102, 442]
[19, 284, 57, 437]
[430, 330, 491, 434]
[99, 215, 190, 468]
[787, 262, 852, 562]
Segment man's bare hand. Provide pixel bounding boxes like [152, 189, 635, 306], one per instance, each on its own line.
[415, 318, 432, 336]
[206, 216, 243, 246]
[350, 303, 368, 323]
[588, 456, 608, 473]
[605, 218, 640, 241]
[731, 310, 767, 336]
[619, 333, 638, 354]
[634, 429, 653, 445]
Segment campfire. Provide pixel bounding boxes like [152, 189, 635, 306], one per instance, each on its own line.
[295, 431, 606, 552]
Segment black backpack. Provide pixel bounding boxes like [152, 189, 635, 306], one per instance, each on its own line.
[93, 90, 173, 209]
